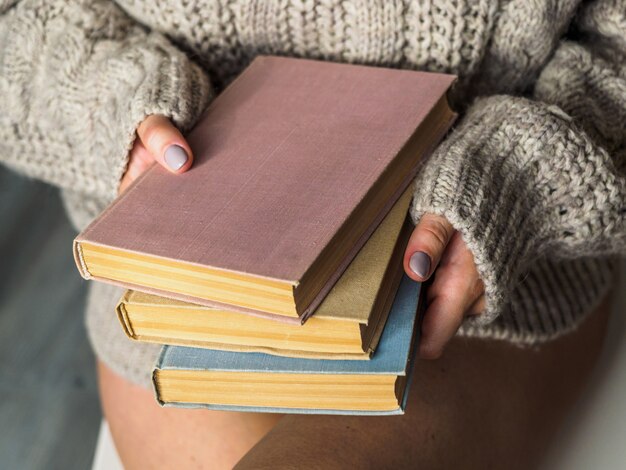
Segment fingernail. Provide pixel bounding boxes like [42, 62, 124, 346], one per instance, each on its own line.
[164, 145, 188, 170]
[409, 252, 431, 279]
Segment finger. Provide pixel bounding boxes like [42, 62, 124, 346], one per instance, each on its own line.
[404, 213, 455, 282]
[466, 295, 486, 317]
[119, 140, 155, 193]
[442, 232, 485, 305]
[419, 294, 466, 360]
[419, 258, 481, 359]
[427, 248, 483, 308]
[136, 115, 193, 174]
[127, 140, 155, 178]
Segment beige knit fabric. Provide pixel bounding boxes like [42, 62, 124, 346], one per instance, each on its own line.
[1, 0, 624, 388]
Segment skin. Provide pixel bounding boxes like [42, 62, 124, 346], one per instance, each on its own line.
[234, 293, 611, 469]
[118, 115, 194, 192]
[102, 115, 606, 468]
[100, 296, 611, 469]
[99, 361, 282, 469]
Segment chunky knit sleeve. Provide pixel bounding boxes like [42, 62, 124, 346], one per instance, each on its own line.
[410, 0, 626, 325]
[0, 0, 213, 202]
[534, 0, 626, 166]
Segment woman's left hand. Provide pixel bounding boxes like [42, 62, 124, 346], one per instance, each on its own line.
[403, 214, 485, 359]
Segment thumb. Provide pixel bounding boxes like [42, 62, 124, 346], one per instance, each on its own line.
[404, 213, 455, 282]
[136, 115, 193, 174]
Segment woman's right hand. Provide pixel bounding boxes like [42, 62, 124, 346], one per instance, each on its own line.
[119, 115, 194, 193]
[403, 214, 485, 360]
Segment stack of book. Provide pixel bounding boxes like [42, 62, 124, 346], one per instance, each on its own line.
[74, 56, 456, 415]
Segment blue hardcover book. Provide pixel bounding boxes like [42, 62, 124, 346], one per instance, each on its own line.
[152, 275, 422, 415]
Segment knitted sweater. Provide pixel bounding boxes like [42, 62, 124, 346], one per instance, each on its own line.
[1, 0, 624, 387]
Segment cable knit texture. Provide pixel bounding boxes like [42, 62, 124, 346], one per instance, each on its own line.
[1, 0, 624, 388]
[411, 96, 625, 327]
[0, 0, 213, 203]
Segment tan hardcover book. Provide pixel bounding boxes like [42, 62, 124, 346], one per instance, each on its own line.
[117, 190, 412, 359]
[74, 56, 455, 320]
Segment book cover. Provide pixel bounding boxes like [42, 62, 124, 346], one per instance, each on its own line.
[153, 275, 422, 415]
[74, 56, 455, 319]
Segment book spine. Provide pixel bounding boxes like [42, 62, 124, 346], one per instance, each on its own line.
[300, 163, 419, 321]
[152, 347, 169, 406]
[115, 295, 139, 340]
[364, 219, 413, 353]
[72, 240, 91, 280]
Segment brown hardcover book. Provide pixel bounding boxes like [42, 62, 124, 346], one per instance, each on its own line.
[74, 56, 456, 319]
[117, 190, 412, 359]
